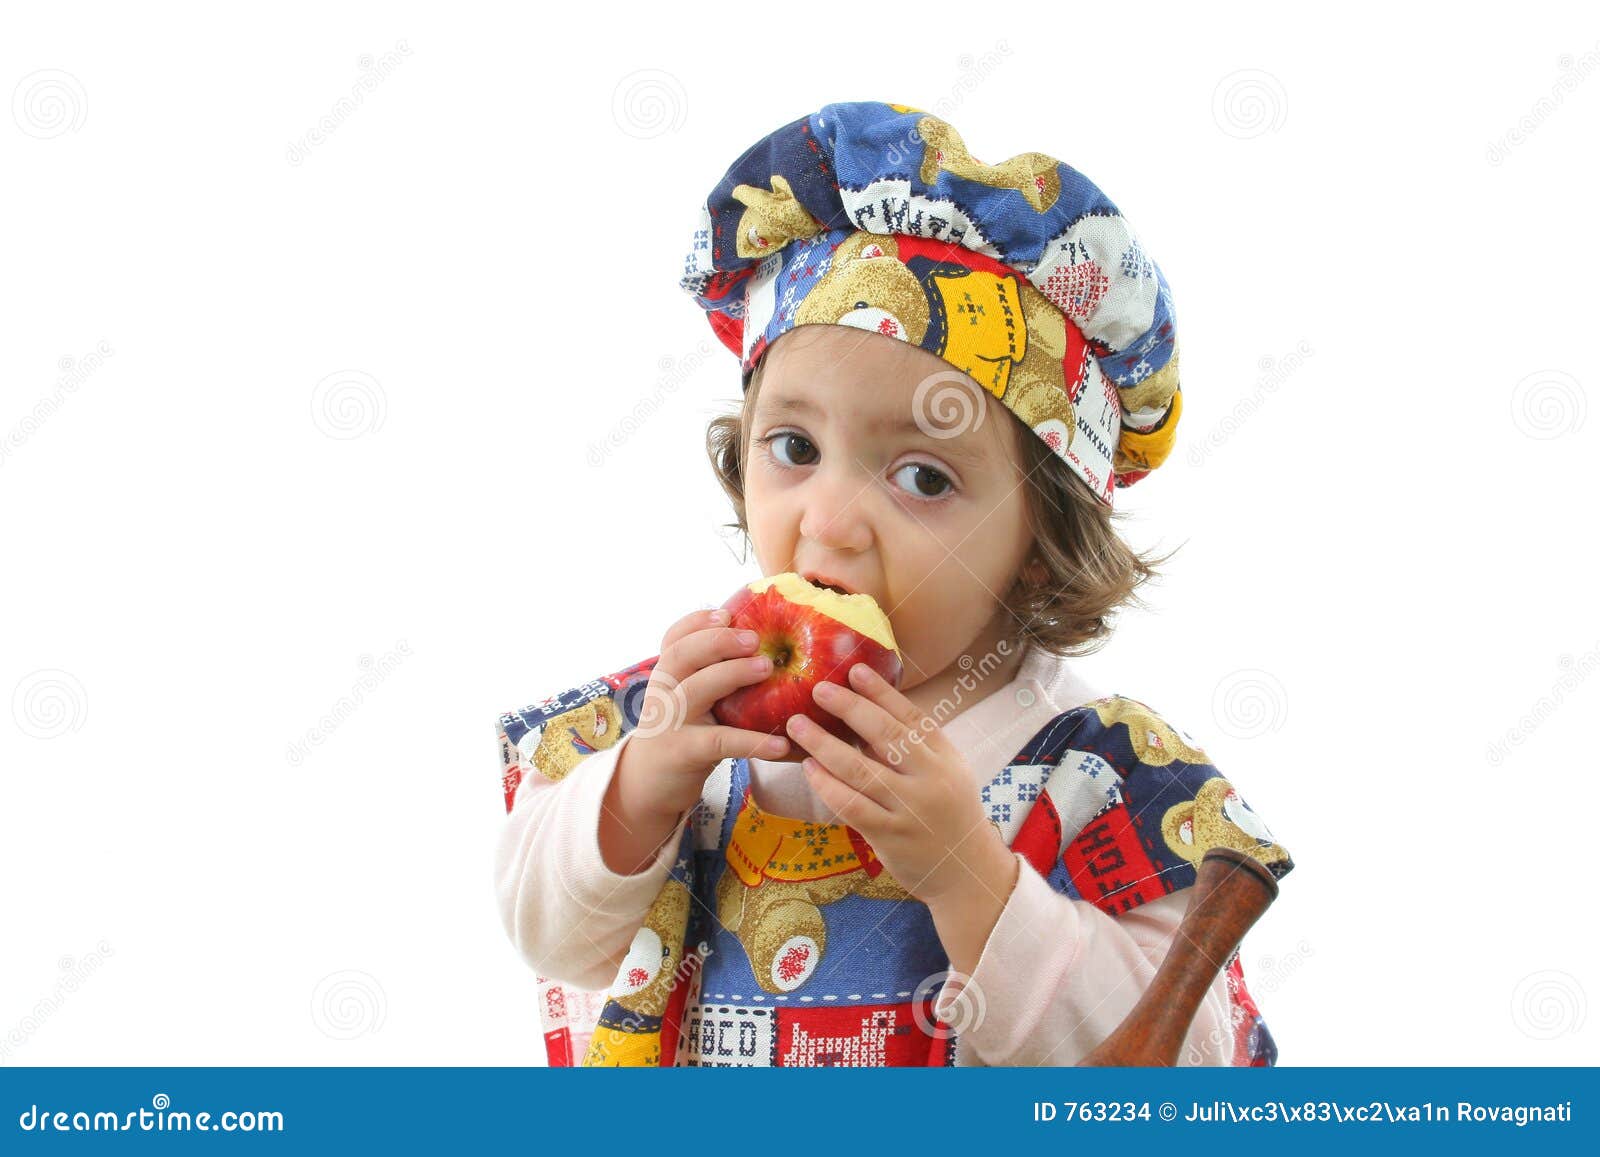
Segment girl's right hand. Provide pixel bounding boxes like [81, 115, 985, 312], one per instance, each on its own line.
[617, 606, 798, 818]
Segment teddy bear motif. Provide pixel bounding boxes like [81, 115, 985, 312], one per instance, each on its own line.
[794, 232, 931, 344]
[730, 173, 825, 259]
[714, 792, 912, 995]
[581, 877, 693, 1067]
[1162, 777, 1291, 874]
[915, 115, 1063, 213]
[792, 230, 1076, 428]
[1082, 696, 1290, 874]
[523, 695, 624, 785]
[1086, 695, 1211, 766]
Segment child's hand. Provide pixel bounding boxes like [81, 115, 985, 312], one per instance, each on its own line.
[619, 607, 799, 820]
[784, 662, 1014, 906]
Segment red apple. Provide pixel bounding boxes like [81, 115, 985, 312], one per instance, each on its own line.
[711, 571, 903, 750]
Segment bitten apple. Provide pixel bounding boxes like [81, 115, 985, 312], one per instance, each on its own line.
[711, 571, 902, 750]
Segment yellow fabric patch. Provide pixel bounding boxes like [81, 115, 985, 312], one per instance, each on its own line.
[726, 794, 874, 886]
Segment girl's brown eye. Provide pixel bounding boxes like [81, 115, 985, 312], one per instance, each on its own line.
[767, 432, 818, 466]
[893, 462, 953, 498]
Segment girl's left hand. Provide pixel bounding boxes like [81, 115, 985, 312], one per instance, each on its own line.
[784, 662, 1011, 905]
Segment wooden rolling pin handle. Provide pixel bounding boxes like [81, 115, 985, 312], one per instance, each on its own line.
[1075, 846, 1280, 1067]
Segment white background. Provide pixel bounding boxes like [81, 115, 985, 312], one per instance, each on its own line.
[3, 0, 1596, 1067]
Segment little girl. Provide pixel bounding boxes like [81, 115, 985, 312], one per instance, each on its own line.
[494, 101, 1295, 1068]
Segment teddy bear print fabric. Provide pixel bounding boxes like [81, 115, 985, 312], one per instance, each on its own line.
[495, 654, 1294, 1067]
[680, 100, 1183, 506]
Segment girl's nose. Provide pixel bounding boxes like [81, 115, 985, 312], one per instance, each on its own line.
[797, 470, 873, 553]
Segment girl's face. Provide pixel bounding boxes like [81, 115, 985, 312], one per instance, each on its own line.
[744, 325, 1038, 693]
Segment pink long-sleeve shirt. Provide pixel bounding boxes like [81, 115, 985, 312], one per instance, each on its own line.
[494, 639, 1241, 1066]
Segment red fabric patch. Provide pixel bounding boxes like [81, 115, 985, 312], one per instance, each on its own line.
[542, 1028, 573, 1068]
[846, 827, 883, 877]
[1011, 788, 1062, 879]
[1062, 801, 1168, 915]
[708, 310, 742, 358]
[774, 1002, 935, 1067]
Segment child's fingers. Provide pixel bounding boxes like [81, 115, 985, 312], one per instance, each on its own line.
[843, 664, 952, 761]
[679, 653, 779, 722]
[663, 623, 761, 684]
[659, 606, 732, 653]
[804, 676, 914, 769]
[784, 713, 899, 812]
[704, 726, 796, 765]
[802, 755, 893, 830]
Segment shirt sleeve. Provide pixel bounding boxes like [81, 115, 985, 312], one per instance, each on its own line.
[933, 853, 1234, 1067]
[492, 728, 683, 992]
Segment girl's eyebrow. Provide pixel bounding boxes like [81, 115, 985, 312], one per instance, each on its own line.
[756, 395, 992, 468]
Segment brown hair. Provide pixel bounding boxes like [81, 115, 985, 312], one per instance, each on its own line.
[705, 356, 1180, 658]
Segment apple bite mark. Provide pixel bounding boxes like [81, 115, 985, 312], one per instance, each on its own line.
[749, 572, 898, 654]
[709, 571, 904, 749]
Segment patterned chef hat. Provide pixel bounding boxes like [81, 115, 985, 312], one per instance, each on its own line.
[680, 100, 1183, 507]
